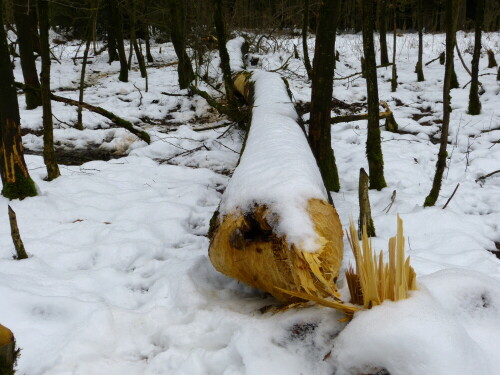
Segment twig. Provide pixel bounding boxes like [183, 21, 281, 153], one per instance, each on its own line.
[161, 91, 189, 97]
[475, 169, 500, 183]
[193, 122, 232, 132]
[442, 183, 460, 209]
[455, 44, 472, 76]
[383, 190, 397, 213]
[333, 63, 393, 81]
[133, 83, 143, 107]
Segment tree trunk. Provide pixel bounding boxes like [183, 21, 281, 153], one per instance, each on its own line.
[424, 0, 459, 207]
[167, 0, 194, 89]
[110, 0, 128, 82]
[415, 0, 425, 82]
[362, 0, 387, 190]
[105, 1, 119, 63]
[38, 0, 60, 181]
[379, 0, 389, 65]
[468, 0, 484, 115]
[13, 0, 41, 110]
[213, 0, 238, 110]
[302, 0, 313, 80]
[308, 0, 341, 193]
[77, 11, 95, 130]
[0, 1, 37, 199]
[391, 8, 398, 92]
[129, 0, 147, 81]
[142, 0, 154, 63]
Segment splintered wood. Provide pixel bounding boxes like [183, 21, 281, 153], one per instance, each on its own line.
[346, 215, 417, 309]
[209, 199, 345, 304]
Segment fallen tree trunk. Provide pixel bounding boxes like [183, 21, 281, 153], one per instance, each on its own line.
[15, 82, 150, 144]
[209, 39, 347, 307]
[49, 93, 150, 144]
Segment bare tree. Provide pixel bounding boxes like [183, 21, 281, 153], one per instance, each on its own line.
[424, 0, 460, 207]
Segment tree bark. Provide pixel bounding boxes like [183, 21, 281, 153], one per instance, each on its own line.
[302, 0, 313, 80]
[0, 1, 37, 200]
[468, 0, 484, 115]
[167, 0, 194, 89]
[362, 0, 387, 190]
[424, 0, 459, 207]
[110, 0, 128, 82]
[0, 324, 16, 375]
[38, 0, 60, 181]
[415, 0, 425, 82]
[308, 0, 341, 193]
[379, 0, 389, 65]
[13, 0, 41, 109]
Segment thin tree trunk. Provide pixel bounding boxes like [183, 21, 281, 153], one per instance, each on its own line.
[415, 0, 425, 82]
[309, 0, 341, 193]
[363, 0, 387, 190]
[302, 0, 313, 80]
[110, 0, 128, 82]
[468, 0, 484, 115]
[424, 0, 459, 207]
[129, 0, 147, 80]
[143, 0, 154, 63]
[38, 0, 60, 181]
[13, 0, 41, 109]
[379, 0, 389, 65]
[0, 1, 37, 199]
[77, 9, 95, 130]
[167, 0, 194, 89]
[213, 0, 238, 110]
[391, 8, 398, 92]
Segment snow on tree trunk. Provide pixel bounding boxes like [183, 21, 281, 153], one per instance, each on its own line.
[208, 39, 344, 303]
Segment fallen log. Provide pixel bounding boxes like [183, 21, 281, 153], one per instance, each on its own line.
[15, 82, 150, 144]
[209, 39, 348, 308]
[49, 93, 150, 144]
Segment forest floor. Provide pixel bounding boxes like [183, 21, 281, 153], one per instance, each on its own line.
[1, 31, 500, 375]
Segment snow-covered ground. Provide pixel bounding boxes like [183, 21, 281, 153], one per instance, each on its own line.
[1, 31, 500, 375]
